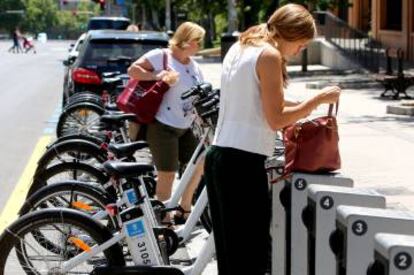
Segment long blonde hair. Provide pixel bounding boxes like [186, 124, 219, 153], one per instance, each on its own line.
[169, 22, 206, 50]
[239, 4, 316, 86]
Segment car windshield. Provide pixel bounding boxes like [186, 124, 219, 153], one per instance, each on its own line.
[88, 20, 130, 30]
[81, 39, 167, 69]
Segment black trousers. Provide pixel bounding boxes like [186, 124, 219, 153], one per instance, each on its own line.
[204, 146, 271, 275]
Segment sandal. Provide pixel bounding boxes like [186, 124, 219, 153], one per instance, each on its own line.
[173, 205, 191, 225]
[160, 213, 175, 228]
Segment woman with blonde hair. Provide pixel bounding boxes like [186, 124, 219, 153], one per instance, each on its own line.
[128, 22, 206, 225]
[204, 4, 341, 274]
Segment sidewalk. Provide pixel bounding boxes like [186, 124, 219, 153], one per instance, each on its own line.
[198, 59, 414, 211]
[193, 60, 414, 274]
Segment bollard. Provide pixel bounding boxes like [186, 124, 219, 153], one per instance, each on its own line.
[369, 233, 414, 275]
[332, 206, 414, 275]
[306, 185, 385, 275]
[271, 172, 353, 275]
[220, 32, 239, 61]
[289, 173, 353, 275]
[267, 154, 286, 275]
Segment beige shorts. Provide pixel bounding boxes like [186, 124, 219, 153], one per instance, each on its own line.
[146, 120, 198, 172]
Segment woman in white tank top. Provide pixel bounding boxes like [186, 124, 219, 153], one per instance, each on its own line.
[204, 4, 341, 274]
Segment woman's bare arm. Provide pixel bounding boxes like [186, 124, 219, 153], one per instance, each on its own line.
[284, 99, 301, 107]
[257, 47, 340, 131]
[127, 57, 159, 81]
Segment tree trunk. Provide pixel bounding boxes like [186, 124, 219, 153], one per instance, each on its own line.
[227, 0, 238, 32]
[151, 7, 160, 30]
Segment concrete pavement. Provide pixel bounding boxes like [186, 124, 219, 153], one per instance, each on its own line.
[195, 59, 414, 274]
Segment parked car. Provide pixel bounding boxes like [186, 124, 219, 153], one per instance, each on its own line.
[87, 16, 131, 31]
[62, 30, 169, 105]
[67, 32, 87, 63]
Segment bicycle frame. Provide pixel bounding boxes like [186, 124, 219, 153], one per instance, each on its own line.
[62, 207, 216, 275]
[165, 127, 210, 209]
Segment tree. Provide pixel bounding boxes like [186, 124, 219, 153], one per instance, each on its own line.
[22, 0, 59, 34]
[0, 0, 25, 32]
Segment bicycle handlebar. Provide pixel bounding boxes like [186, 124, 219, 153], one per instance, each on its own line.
[181, 83, 213, 100]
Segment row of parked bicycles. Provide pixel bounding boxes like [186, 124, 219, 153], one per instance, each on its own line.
[0, 71, 222, 274]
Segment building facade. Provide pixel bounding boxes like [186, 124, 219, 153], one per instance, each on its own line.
[347, 0, 414, 60]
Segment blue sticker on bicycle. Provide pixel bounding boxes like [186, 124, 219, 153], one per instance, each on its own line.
[126, 190, 138, 204]
[126, 220, 145, 237]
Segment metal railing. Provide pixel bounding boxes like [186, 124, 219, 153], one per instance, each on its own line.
[314, 11, 386, 73]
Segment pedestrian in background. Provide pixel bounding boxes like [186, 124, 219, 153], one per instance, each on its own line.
[8, 27, 22, 53]
[204, 4, 341, 274]
[22, 36, 37, 54]
[127, 22, 206, 225]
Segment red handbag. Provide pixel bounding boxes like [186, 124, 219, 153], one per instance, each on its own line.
[281, 103, 341, 177]
[116, 51, 170, 124]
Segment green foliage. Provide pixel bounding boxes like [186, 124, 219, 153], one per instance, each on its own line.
[0, 0, 25, 32]
[0, 0, 101, 38]
[0, 0, 351, 44]
[22, 0, 59, 34]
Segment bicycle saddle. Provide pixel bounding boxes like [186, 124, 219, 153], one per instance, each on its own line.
[103, 161, 154, 177]
[108, 141, 148, 158]
[100, 113, 137, 126]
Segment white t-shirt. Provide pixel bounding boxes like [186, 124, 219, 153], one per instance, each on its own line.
[143, 48, 204, 129]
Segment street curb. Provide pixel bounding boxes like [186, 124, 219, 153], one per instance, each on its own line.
[0, 136, 52, 234]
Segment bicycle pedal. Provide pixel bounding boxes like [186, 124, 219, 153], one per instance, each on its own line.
[87, 257, 108, 266]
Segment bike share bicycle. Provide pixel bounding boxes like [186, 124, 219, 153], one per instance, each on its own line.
[0, 84, 220, 274]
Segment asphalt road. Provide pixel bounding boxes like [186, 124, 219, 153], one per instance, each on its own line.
[0, 40, 72, 212]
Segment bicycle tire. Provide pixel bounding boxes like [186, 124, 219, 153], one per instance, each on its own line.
[29, 162, 111, 199]
[57, 102, 105, 138]
[47, 134, 107, 149]
[20, 181, 116, 226]
[36, 139, 108, 173]
[0, 208, 125, 274]
[66, 92, 103, 108]
[20, 181, 118, 256]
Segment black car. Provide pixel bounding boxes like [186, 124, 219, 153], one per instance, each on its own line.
[62, 30, 169, 105]
[87, 16, 131, 31]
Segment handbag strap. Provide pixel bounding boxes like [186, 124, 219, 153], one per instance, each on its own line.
[328, 101, 339, 117]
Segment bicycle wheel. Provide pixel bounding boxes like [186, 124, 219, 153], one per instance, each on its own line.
[36, 139, 108, 173]
[20, 181, 118, 257]
[29, 162, 110, 199]
[46, 134, 107, 149]
[57, 103, 104, 138]
[65, 92, 103, 109]
[21, 181, 117, 228]
[0, 208, 125, 275]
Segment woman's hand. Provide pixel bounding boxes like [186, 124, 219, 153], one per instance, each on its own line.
[316, 86, 341, 105]
[157, 70, 179, 85]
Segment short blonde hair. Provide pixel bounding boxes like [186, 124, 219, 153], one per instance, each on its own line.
[169, 22, 206, 50]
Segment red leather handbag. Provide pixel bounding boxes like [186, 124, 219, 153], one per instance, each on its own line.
[282, 103, 341, 176]
[116, 51, 170, 124]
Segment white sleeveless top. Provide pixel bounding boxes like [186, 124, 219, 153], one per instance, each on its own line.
[213, 42, 276, 157]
